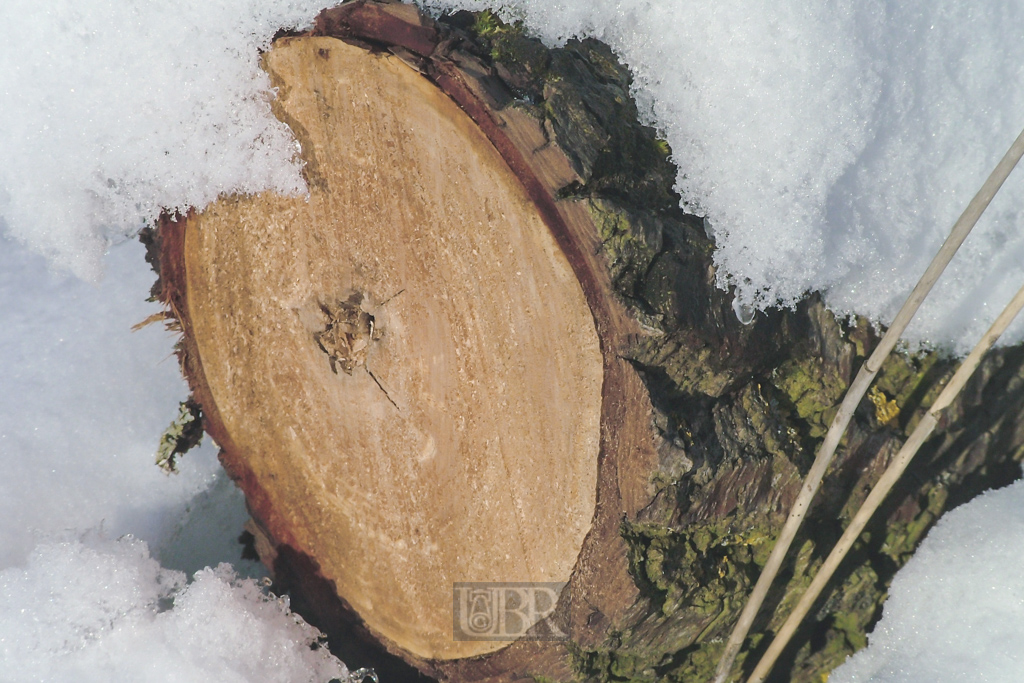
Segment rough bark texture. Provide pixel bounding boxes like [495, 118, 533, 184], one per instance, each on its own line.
[144, 3, 1024, 682]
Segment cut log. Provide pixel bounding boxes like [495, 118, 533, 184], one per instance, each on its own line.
[170, 32, 609, 662]
[146, 2, 1024, 681]
[154, 1, 656, 677]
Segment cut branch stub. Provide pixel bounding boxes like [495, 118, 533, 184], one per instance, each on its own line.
[155, 4, 659, 676]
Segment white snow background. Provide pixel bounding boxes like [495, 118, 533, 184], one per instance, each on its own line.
[2, 0, 1024, 680]
[0, 0, 357, 680]
[829, 479, 1024, 683]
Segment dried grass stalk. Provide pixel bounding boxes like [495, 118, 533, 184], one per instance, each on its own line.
[714, 123, 1024, 683]
[749, 277, 1024, 683]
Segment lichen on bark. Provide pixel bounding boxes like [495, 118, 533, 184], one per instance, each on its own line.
[146, 6, 1024, 680]
[155, 398, 204, 473]
[454, 11, 1024, 682]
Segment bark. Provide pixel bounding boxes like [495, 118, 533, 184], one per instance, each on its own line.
[144, 2, 1024, 681]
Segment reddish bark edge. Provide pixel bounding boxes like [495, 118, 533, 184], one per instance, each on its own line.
[155, 213, 302, 564]
[156, 2, 658, 680]
[313, 0, 438, 57]
[156, 214, 434, 680]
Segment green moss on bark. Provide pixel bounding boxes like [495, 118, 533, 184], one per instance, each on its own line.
[233, 8, 1024, 681]
[453, 16, 1024, 682]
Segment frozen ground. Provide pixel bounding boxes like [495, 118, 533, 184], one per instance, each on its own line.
[3, 0, 1024, 680]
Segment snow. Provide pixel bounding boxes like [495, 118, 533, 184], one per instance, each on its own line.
[0, 234, 221, 568]
[7, 0, 1024, 351]
[3, 0, 1024, 680]
[0, 0, 352, 677]
[0, 0, 324, 281]
[423, 0, 1024, 353]
[829, 478, 1024, 683]
[0, 536, 350, 682]
[0, 232, 355, 680]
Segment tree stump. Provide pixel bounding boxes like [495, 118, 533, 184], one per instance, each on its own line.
[146, 2, 1024, 681]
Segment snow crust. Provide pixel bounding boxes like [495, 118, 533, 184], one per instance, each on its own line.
[830, 478, 1024, 683]
[0, 536, 351, 683]
[424, 0, 1024, 352]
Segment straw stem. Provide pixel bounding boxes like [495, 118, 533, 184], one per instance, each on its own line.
[713, 123, 1024, 683]
[748, 279, 1024, 683]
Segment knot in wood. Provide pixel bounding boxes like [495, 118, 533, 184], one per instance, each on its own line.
[315, 292, 381, 374]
